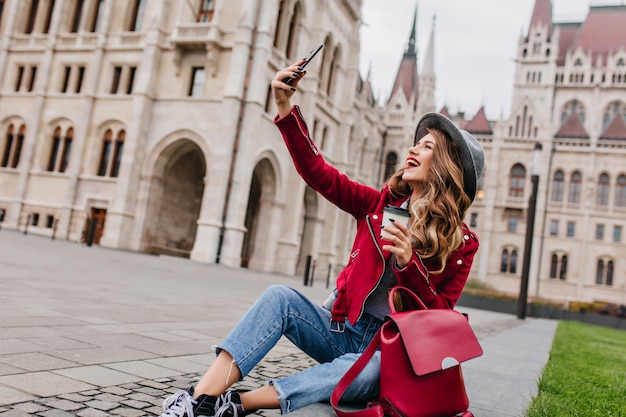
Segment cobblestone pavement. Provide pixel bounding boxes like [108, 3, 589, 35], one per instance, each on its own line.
[0, 352, 318, 417]
[0, 230, 534, 417]
[1, 319, 521, 417]
[0, 320, 521, 417]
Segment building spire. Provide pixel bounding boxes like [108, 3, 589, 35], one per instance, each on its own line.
[528, 0, 553, 36]
[389, 2, 420, 102]
[422, 14, 435, 77]
[417, 13, 436, 113]
[404, 3, 418, 59]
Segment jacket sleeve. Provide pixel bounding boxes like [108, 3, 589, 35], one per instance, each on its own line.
[274, 106, 380, 219]
[392, 228, 479, 309]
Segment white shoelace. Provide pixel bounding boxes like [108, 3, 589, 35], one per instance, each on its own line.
[161, 390, 197, 417]
[214, 391, 240, 417]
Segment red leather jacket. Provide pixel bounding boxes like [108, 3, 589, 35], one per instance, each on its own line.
[275, 106, 479, 326]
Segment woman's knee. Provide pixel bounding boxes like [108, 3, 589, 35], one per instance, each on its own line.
[261, 284, 299, 304]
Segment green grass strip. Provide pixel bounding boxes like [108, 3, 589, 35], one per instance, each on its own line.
[526, 321, 626, 417]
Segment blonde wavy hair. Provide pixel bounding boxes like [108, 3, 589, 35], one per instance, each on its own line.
[387, 128, 471, 274]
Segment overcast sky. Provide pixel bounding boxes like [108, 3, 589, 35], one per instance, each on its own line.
[359, 0, 618, 120]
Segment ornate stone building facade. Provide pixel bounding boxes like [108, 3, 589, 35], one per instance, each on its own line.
[2, 0, 622, 307]
[0, 0, 401, 279]
[460, 0, 626, 306]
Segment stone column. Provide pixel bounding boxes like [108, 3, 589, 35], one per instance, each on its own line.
[99, 4, 165, 249]
[58, 0, 114, 240]
[9, 0, 66, 228]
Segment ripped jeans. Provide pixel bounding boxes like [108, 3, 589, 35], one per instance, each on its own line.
[216, 285, 382, 414]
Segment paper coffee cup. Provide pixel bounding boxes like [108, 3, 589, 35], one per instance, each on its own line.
[380, 206, 410, 239]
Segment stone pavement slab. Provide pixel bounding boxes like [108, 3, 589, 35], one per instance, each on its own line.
[462, 319, 557, 417]
[0, 231, 556, 416]
[0, 386, 36, 407]
[0, 371, 96, 397]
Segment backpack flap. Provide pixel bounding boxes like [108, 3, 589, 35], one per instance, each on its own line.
[387, 309, 483, 376]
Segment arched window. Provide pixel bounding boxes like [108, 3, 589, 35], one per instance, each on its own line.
[318, 34, 331, 90]
[47, 127, 62, 172]
[550, 253, 568, 280]
[24, 0, 39, 34]
[551, 170, 564, 201]
[509, 164, 526, 197]
[560, 255, 567, 280]
[97, 129, 113, 176]
[13, 126, 25, 168]
[60, 128, 73, 173]
[272, 0, 285, 48]
[500, 248, 517, 273]
[596, 259, 604, 284]
[284, 2, 301, 60]
[602, 101, 626, 130]
[616, 174, 626, 207]
[128, 0, 146, 31]
[42, 0, 55, 33]
[273, 1, 301, 60]
[326, 46, 340, 96]
[70, 0, 85, 32]
[89, 0, 105, 32]
[560, 100, 585, 125]
[568, 171, 582, 203]
[0, 2, 6, 31]
[510, 249, 518, 274]
[595, 258, 614, 286]
[110, 130, 125, 177]
[500, 249, 508, 272]
[550, 254, 558, 278]
[1, 124, 25, 168]
[264, 85, 273, 113]
[1, 124, 15, 168]
[383, 152, 397, 182]
[47, 127, 73, 173]
[596, 173, 610, 205]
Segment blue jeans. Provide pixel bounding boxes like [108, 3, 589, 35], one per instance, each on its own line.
[216, 285, 382, 414]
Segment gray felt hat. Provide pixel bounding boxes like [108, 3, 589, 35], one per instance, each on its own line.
[414, 112, 485, 202]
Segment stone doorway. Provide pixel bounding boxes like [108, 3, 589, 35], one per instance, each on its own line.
[240, 159, 276, 270]
[143, 139, 206, 258]
[82, 207, 107, 245]
[296, 186, 318, 276]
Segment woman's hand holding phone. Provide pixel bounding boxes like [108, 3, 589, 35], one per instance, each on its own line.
[284, 44, 324, 85]
[271, 62, 305, 118]
[271, 44, 324, 118]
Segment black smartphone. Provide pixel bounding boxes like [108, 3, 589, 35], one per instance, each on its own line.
[284, 43, 324, 85]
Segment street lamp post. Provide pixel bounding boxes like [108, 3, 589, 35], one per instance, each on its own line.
[517, 142, 542, 319]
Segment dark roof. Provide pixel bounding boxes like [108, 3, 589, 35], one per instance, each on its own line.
[555, 113, 589, 139]
[574, 6, 626, 66]
[464, 107, 492, 135]
[555, 22, 581, 66]
[389, 59, 418, 101]
[600, 115, 626, 140]
[555, 5, 626, 67]
[439, 106, 451, 119]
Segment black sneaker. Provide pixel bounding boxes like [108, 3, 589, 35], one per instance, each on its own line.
[214, 390, 251, 417]
[160, 387, 217, 417]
